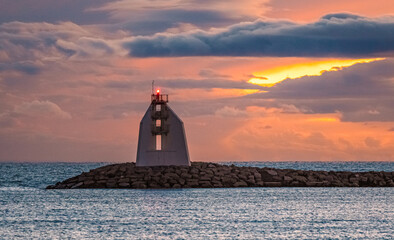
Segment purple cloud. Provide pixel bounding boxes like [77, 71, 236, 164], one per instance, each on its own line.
[123, 13, 394, 57]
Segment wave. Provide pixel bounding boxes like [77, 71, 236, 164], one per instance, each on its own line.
[0, 186, 39, 191]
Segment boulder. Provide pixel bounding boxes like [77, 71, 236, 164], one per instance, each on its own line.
[71, 182, 83, 189]
[47, 161, 394, 189]
[283, 176, 293, 182]
[180, 173, 192, 179]
[293, 176, 308, 183]
[233, 181, 248, 187]
[199, 181, 213, 188]
[260, 170, 278, 181]
[119, 182, 130, 188]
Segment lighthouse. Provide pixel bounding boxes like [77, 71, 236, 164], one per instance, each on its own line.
[136, 88, 190, 166]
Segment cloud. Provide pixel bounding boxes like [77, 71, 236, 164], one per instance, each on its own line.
[215, 106, 246, 117]
[0, 61, 42, 74]
[104, 77, 260, 91]
[91, 0, 267, 35]
[115, 9, 241, 35]
[14, 100, 72, 119]
[123, 13, 394, 57]
[249, 59, 394, 122]
[364, 137, 380, 148]
[264, 0, 394, 22]
[0, 21, 119, 64]
[0, 0, 114, 25]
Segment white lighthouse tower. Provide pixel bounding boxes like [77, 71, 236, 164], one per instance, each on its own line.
[136, 87, 190, 166]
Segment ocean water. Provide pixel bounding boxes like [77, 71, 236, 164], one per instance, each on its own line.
[0, 162, 393, 239]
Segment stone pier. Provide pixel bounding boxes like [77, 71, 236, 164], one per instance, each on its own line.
[47, 162, 394, 189]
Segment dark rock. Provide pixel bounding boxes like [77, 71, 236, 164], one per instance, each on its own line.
[46, 161, 394, 189]
[165, 173, 179, 179]
[256, 181, 265, 187]
[293, 176, 308, 183]
[106, 181, 117, 188]
[169, 179, 178, 184]
[118, 178, 130, 183]
[148, 182, 161, 188]
[290, 181, 301, 187]
[71, 182, 83, 189]
[119, 182, 130, 188]
[200, 175, 212, 181]
[185, 181, 199, 188]
[180, 173, 192, 179]
[132, 181, 147, 189]
[233, 181, 247, 187]
[189, 168, 199, 174]
[178, 178, 186, 185]
[254, 172, 262, 179]
[260, 170, 278, 181]
[272, 176, 282, 182]
[83, 180, 96, 187]
[283, 176, 293, 182]
[199, 181, 213, 188]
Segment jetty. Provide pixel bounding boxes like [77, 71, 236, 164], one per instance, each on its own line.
[47, 162, 394, 189]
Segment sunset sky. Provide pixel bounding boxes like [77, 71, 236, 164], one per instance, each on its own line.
[1, 0, 394, 162]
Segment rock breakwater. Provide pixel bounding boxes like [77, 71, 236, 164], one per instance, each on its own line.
[47, 162, 394, 189]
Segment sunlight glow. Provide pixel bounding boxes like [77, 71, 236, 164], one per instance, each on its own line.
[248, 58, 385, 87]
[307, 117, 339, 122]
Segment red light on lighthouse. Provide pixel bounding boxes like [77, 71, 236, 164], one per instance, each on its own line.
[156, 89, 160, 94]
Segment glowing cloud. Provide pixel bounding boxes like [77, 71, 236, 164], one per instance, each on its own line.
[248, 58, 384, 86]
[307, 117, 339, 122]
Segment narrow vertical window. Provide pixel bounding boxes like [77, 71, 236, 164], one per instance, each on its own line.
[156, 104, 161, 111]
[156, 134, 162, 150]
[156, 119, 161, 127]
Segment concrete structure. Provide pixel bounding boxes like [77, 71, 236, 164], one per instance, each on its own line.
[136, 90, 190, 166]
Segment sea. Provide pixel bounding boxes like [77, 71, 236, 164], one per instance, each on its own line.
[0, 162, 393, 239]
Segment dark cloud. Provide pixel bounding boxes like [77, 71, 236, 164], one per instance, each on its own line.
[0, 0, 114, 24]
[123, 13, 394, 57]
[321, 13, 363, 20]
[248, 59, 394, 122]
[105, 9, 248, 35]
[0, 62, 41, 75]
[0, 0, 257, 36]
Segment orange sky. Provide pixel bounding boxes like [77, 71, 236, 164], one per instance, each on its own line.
[0, 0, 393, 162]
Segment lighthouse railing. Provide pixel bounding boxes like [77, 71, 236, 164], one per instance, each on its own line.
[151, 94, 168, 103]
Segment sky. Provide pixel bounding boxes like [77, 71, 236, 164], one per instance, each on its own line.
[0, 0, 394, 162]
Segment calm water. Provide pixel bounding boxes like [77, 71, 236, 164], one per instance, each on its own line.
[0, 162, 393, 239]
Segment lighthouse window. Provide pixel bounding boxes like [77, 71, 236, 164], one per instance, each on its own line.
[156, 134, 162, 150]
[156, 119, 161, 127]
[156, 104, 161, 111]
